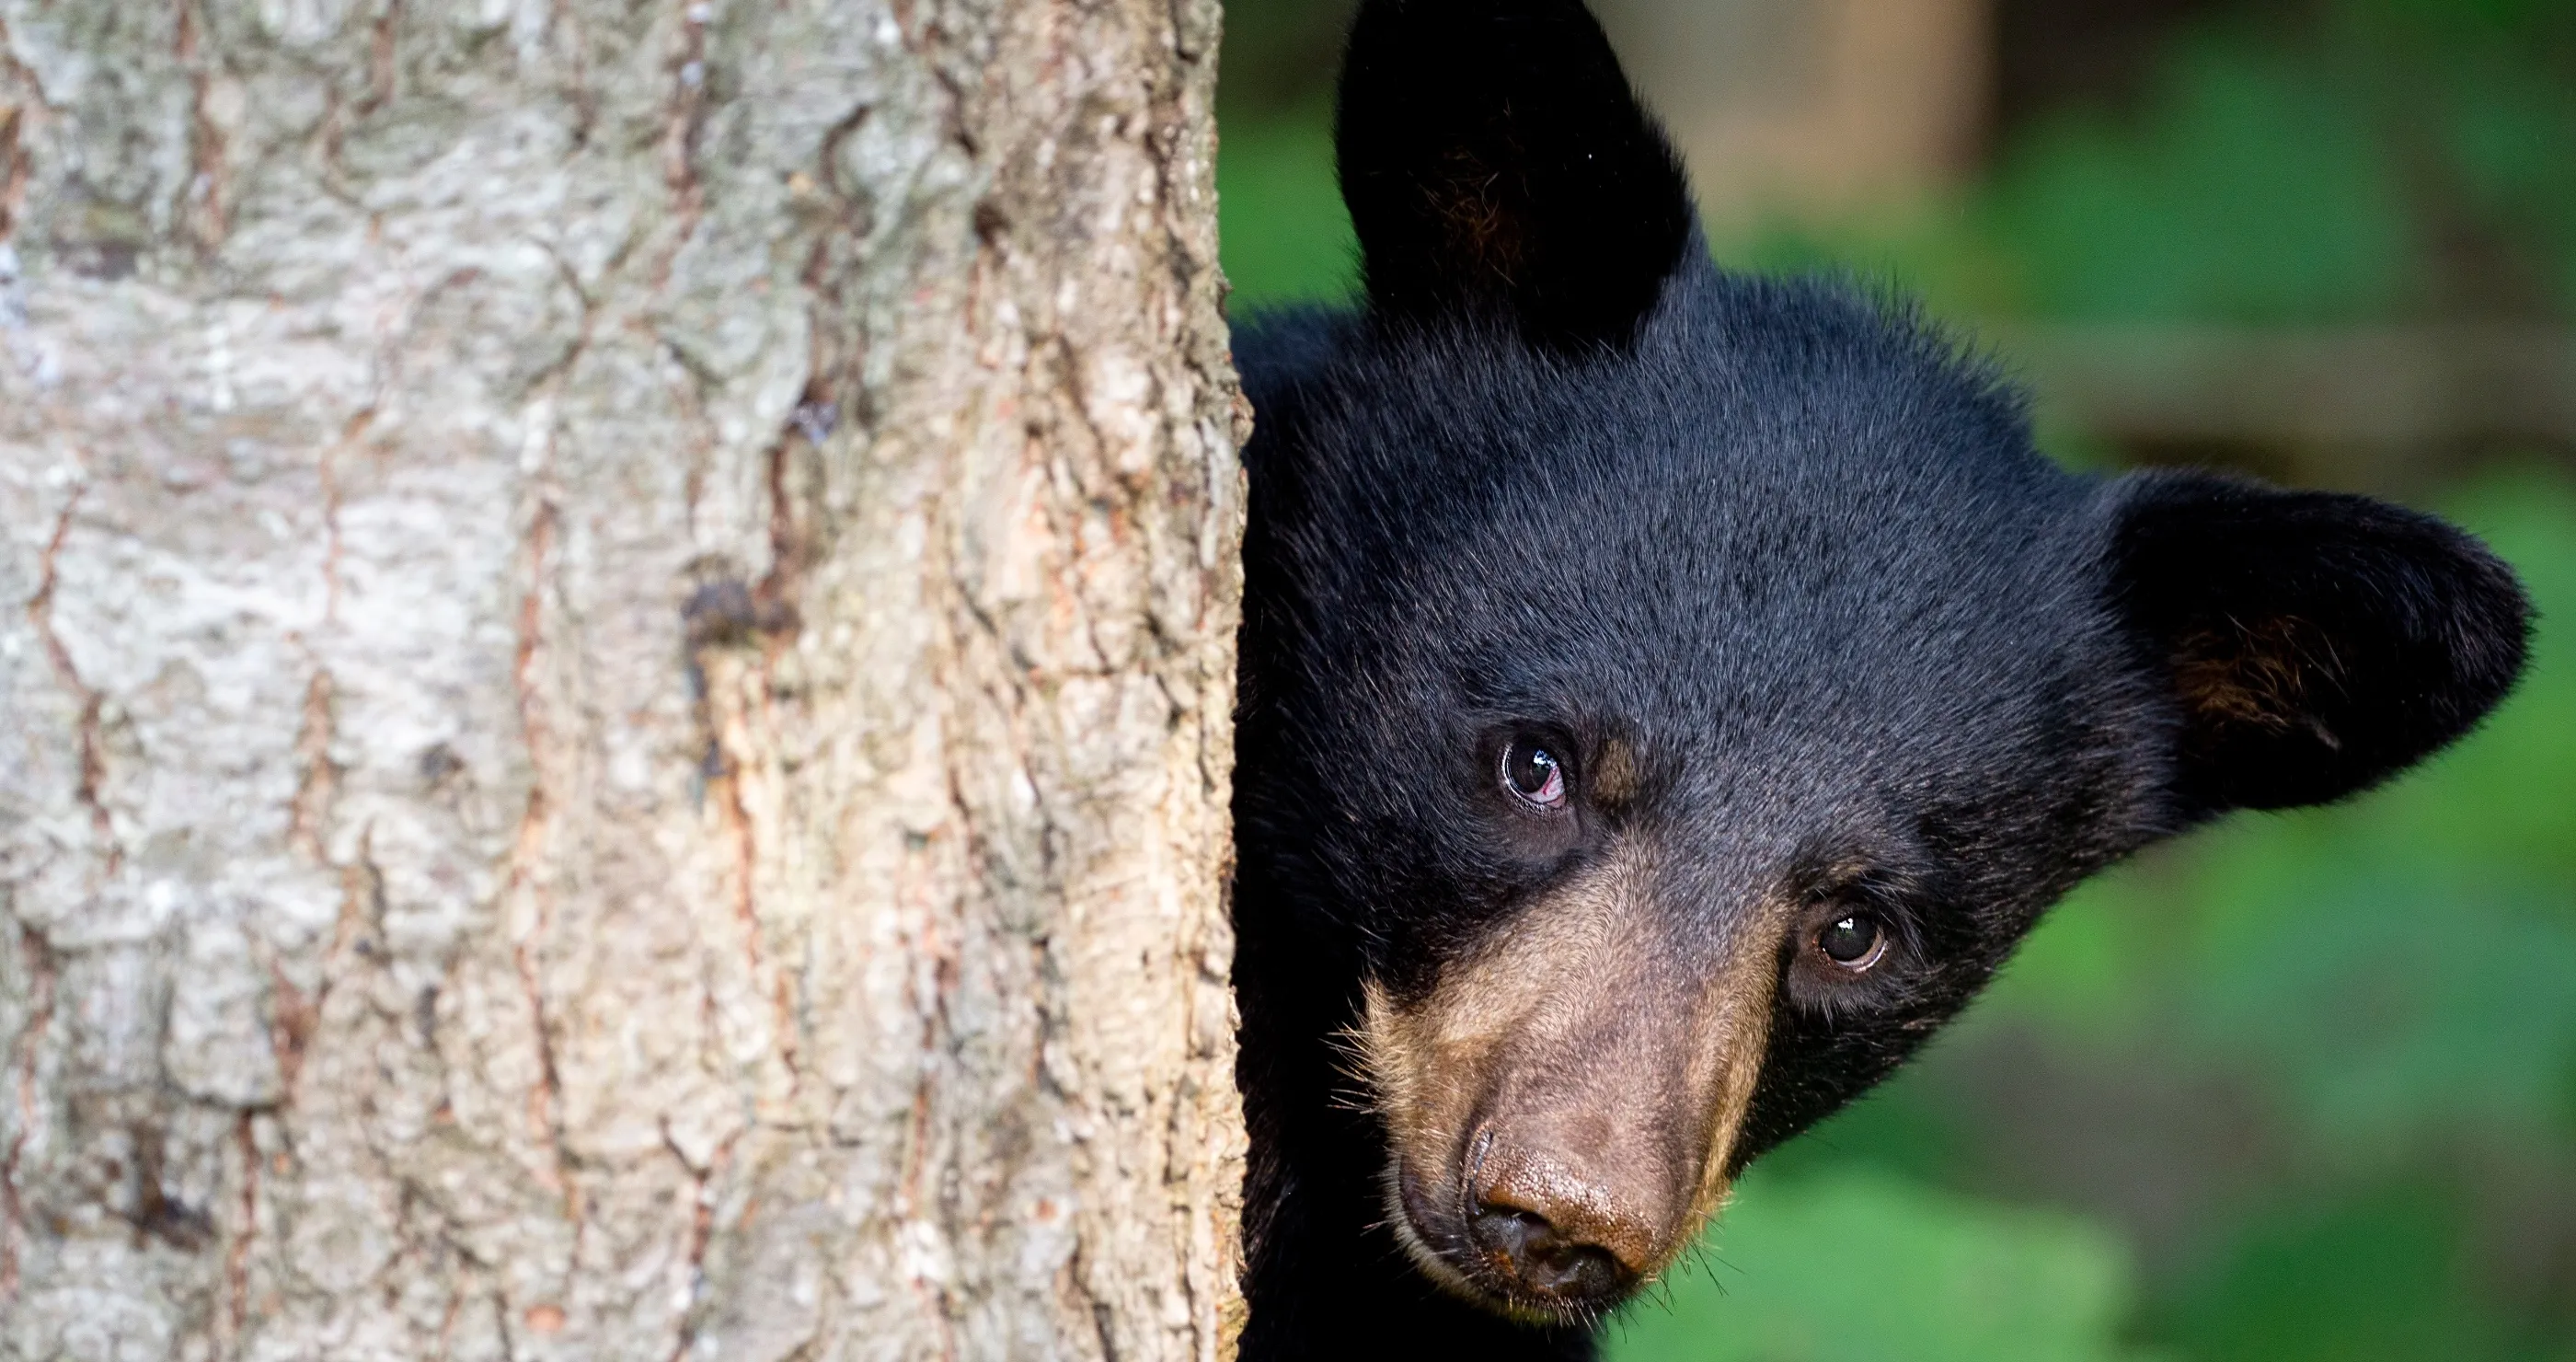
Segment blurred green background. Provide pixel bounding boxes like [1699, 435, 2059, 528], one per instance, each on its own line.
[1214, 1, 2576, 1357]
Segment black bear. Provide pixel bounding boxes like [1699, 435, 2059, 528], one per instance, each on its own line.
[1225, 1, 2534, 1358]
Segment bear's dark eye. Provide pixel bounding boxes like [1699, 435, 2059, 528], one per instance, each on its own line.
[1815, 913, 1887, 971]
[1500, 739, 1568, 811]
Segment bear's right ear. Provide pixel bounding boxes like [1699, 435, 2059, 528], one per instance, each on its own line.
[1336, 0, 1696, 351]
[2103, 472, 2532, 815]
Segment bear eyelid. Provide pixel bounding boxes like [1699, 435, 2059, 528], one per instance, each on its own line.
[1497, 734, 1573, 813]
[1781, 875, 1925, 1011]
[1811, 913, 1891, 973]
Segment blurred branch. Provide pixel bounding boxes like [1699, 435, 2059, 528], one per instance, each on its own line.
[1998, 323, 2576, 455]
[1593, 0, 1990, 223]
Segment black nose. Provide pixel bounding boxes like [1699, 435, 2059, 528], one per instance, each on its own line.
[1467, 1204, 1636, 1303]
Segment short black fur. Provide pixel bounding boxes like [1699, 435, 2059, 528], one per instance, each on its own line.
[2106, 474, 2531, 812]
[1337, 0, 1692, 350]
[1229, 4, 2533, 1358]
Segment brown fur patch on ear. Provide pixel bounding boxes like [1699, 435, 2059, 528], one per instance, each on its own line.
[2172, 616, 2342, 747]
[1429, 149, 1527, 290]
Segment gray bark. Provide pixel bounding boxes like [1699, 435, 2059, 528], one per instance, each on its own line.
[0, 0, 1246, 1358]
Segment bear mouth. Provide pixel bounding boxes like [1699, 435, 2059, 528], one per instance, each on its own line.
[1383, 1152, 1639, 1323]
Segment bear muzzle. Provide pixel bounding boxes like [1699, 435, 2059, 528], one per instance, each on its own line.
[1462, 1133, 1661, 1303]
[1360, 848, 1782, 1320]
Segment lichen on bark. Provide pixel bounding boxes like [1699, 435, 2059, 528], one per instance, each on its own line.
[0, 1, 1245, 1357]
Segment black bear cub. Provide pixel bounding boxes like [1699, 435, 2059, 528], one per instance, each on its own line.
[1226, 0, 2533, 1357]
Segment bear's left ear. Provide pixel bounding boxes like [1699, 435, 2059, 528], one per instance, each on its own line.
[2103, 471, 2532, 814]
[1336, 0, 1696, 350]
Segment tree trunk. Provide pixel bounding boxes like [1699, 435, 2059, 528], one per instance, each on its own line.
[0, 0, 1244, 1356]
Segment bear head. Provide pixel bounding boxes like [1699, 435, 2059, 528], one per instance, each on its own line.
[1227, 0, 2534, 1343]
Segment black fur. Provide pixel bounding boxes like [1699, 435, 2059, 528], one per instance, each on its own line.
[1337, 0, 1691, 349]
[2105, 475, 2532, 813]
[1228, 3, 2534, 1357]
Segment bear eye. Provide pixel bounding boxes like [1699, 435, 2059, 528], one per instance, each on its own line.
[1814, 913, 1888, 971]
[1499, 738, 1569, 811]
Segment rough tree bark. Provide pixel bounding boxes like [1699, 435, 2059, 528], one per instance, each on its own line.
[0, 0, 1244, 1357]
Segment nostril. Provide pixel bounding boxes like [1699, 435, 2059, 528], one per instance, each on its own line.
[1468, 1204, 1636, 1301]
[1527, 1240, 1626, 1299]
[1468, 1205, 1548, 1262]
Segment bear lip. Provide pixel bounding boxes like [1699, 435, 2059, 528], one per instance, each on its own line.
[1385, 1152, 1627, 1322]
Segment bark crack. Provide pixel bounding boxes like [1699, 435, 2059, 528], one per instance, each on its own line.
[0, 926, 57, 1303]
[0, 101, 27, 245]
[0, 15, 39, 91]
[653, 0, 709, 294]
[176, 0, 230, 250]
[432, 1284, 466, 1356]
[267, 958, 318, 1100]
[321, 408, 369, 623]
[895, 907, 960, 1359]
[522, 248, 597, 398]
[657, 1123, 733, 1362]
[504, 502, 581, 1230]
[28, 484, 117, 871]
[285, 410, 351, 871]
[676, 410, 818, 1097]
[710, 735, 796, 1082]
[681, 579, 802, 1102]
[269, 807, 374, 1120]
[287, 670, 339, 862]
[361, 0, 402, 116]
[552, 0, 597, 149]
[0, 8, 57, 177]
[224, 1112, 259, 1339]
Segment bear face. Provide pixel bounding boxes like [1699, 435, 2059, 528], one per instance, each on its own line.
[1226, 1, 2533, 1356]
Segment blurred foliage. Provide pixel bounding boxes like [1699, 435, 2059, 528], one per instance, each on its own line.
[1611, 1169, 2152, 1362]
[1982, 40, 2422, 323]
[1214, 0, 2576, 1357]
[1213, 110, 1353, 312]
[1217, 0, 2576, 321]
[1976, 3, 2576, 323]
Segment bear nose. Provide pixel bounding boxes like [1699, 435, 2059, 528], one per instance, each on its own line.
[1466, 1204, 1635, 1301]
[1465, 1144, 1657, 1303]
